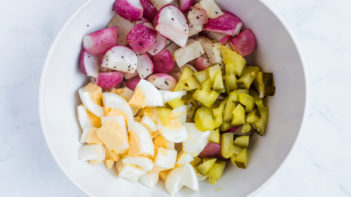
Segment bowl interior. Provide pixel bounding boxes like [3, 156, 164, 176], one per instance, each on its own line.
[40, 0, 306, 196]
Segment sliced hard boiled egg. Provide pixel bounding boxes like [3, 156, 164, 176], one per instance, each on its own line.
[79, 88, 104, 117]
[77, 105, 93, 129]
[176, 151, 194, 166]
[111, 87, 134, 101]
[165, 167, 183, 196]
[140, 116, 157, 133]
[116, 161, 146, 178]
[102, 92, 134, 120]
[124, 176, 140, 182]
[153, 135, 175, 150]
[183, 123, 211, 157]
[154, 147, 177, 170]
[78, 144, 105, 161]
[129, 79, 163, 108]
[157, 110, 187, 143]
[128, 121, 155, 156]
[80, 127, 102, 144]
[172, 105, 187, 124]
[181, 163, 199, 191]
[122, 156, 154, 171]
[83, 83, 103, 105]
[100, 116, 129, 152]
[139, 171, 159, 188]
[159, 90, 186, 103]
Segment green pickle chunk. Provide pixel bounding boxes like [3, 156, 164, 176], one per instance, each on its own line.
[207, 161, 227, 184]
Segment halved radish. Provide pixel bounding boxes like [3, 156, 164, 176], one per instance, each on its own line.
[97, 71, 124, 89]
[83, 27, 118, 55]
[140, 0, 158, 21]
[124, 71, 139, 80]
[137, 54, 154, 78]
[180, 0, 194, 12]
[147, 73, 177, 90]
[113, 0, 144, 21]
[194, 0, 223, 19]
[194, 56, 210, 71]
[126, 76, 141, 90]
[220, 35, 231, 44]
[188, 6, 208, 25]
[174, 40, 204, 67]
[101, 46, 138, 73]
[204, 11, 242, 36]
[152, 49, 174, 73]
[230, 29, 257, 57]
[80, 50, 99, 77]
[127, 23, 157, 53]
[151, 0, 174, 10]
[189, 24, 203, 37]
[155, 5, 189, 47]
[148, 33, 167, 55]
[108, 14, 136, 46]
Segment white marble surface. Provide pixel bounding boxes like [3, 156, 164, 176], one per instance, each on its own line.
[0, 0, 350, 196]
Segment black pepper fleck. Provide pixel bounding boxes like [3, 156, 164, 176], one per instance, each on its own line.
[196, 16, 200, 19]
[121, 56, 124, 58]
[215, 11, 218, 14]
[171, 18, 175, 21]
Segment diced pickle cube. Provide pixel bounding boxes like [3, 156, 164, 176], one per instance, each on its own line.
[233, 148, 249, 168]
[221, 133, 236, 158]
[212, 99, 226, 128]
[212, 70, 224, 90]
[194, 106, 215, 131]
[237, 66, 260, 89]
[233, 136, 250, 147]
[254, 100, 268, 135]
[241, 123, 252, 134]
[168, 98, 184, 109]
[246, 109, 260, 123]
[231, 104, 245, 126]
[196, 158, 217, 175]
[223, 100, 235, 122]
[220, 45, 246, 77]
[191, 157, 202, 167]
[194, 69, 208, 83]
[220, 121, 231, 131]
[209, 129, 220, 144]
[207, 161, 227, 184]
[238, 93, 255, 112]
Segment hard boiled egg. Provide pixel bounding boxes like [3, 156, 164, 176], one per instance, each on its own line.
[154, 147, 177, 169]
[165, 164, 199, 195]
[140, 116, 157, 133]
[78, 144, 105, 161]
[159, 90, 186, 103]
[79, 88, 103, 117]
[80, 127, 101, 144]
[102, 92, 134, 120]
[183, 123, 211, 157]
[77, 105, 93, 129]
[128, 79, 163, 108]
[181, 163, 199, 191]
[122, 156, 154, 171]
[157, 110, 188, 143]
[127, 121, 154, 156]
[139, 170, 159, 188]
[100, 116, 129, 152]
[116, 161, 146, 179]
[111, 87, 134, 101]
[176, 151, 194, 166]
[172, 105, 187, 124]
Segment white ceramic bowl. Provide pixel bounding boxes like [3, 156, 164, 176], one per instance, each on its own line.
[39, 0, 306, 196]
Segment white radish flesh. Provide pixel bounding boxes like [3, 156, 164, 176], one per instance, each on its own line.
[83, 27, 118, 55]
[80, 51, 99, 78]
[101, 46, 138, 73]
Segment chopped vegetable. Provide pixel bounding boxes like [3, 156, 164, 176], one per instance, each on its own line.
[192, 79, 219, 107]
[167, 98, 184, 109]
[246, 109, 259, 124]
[220, 132, 236, 158]
[180, 0, 194, 12]
[233, 136, 249, 147]
[113, 0, 143, 21]
[208, 129, 220, 144]
[195, 0, 223, 19]
[101, 46, 138, 73]
[125, 76, 141, 90]
[194, 106, 215, 131]
[231, 104, 245, 126]
[237, 66, 260, 89]
[147, 73, 177, 90]
[196, 158, 216, 175]
[152, 49, 175, 73]
[194, 56, 211, 71]
[207, 161, 226, 184]
[108, 14, 135, 46]
[230, 29, 256, 57]
[127, 23, 157, 53]
[137, 54, 154, 79]
[232, 148, 249, 168]
[97, 72, 124, 90]
[140, 0, 157, 21]
[199, 142, 221, 158]
[238, 93, 254, 112]
[253, 100, 268, 135]
[212, 99, 226, 128]
[223, 99, 235, 122]
[174, 66, 200, 91]
[174, 41, 205, 67]
[220, 45, 246, 77]
[204, 12, 242, 36]
[83, 27, 118, 56]
[80, 50, 99, 78]
[197, 37, 222, 65]
[241, 123, 252, 134]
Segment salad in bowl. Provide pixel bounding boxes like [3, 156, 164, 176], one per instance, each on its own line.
[76, 0, 275, 195]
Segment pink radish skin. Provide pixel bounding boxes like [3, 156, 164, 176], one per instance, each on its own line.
[180, 0, 194, 12]
[126, 76, 141, 90]
[140, 0, 157, 22]
[199, 142, 221, 158]
[83, 27, 118, 55]
[80, 50, 99, 77]
[108, 14, 136, 46]
[113, 0, 143, 21]
[203, 11, 242, 36]
[137, 54, 154, 78]
[148, 33, 167, 55]
[147, 73, 177, 90]
[127, 23, 157, 53]
[124, 71, 138, 80]
[224, 127, 239, 133]
[152, 49, 174, 73]
[97, 71, 124, 90]
[188, 6, 208, 25]
[230, 29, 257, 57]
[101, 46, 138, 73]
[155, 5, 189, 47]
[220, 35, 231, 44]
[194, 56, 210, 71]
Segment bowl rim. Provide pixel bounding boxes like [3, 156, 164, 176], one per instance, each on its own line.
[39, 0, 309, 196]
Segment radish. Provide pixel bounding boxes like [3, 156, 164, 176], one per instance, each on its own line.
[140, 0, 158, 21]
[126, 76, 141, 90]
[197, 36, 222, 64]
[113, 0, 144, 21]
[189, 24, 203, 37]
[151, 0, 174, 10]
[194, 0, 223, 19]
[152, 49, 174, 73]
[101, 46, 138, 73]
[155, 5, 189, 47]
[124, 71, 139, 80]
[199, 142, 221, 158]
[194, 56, 210, 71]
[127, 23, 157, 53]
[174, 40, 205, 67]
[147, 73, 177, 90]
[80, 50, 99, 77]
[148, 33, 167, 55]
[165, 42, 179, 55]
[180, 0, 194, 12]
[97, 71, 124, 89]
[207, 31, 226, 41]
[230, 29, 257, 57]
[82, 27, 118, 55]
[137, 54, 154, 78]
[188, 6, 208, 25]
[108, 14, 136, 46]
[220, 35, 231, 44]
[203, 11, 242, 36]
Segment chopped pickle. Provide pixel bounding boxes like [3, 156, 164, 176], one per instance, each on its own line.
[174, 66, 199, 91]
[212, 70, 224, 90]
[191, 157, 202, 167]
[209, 129, 220, 143]
[212, 99, 226, 128]
[207, 161, 227, 184]
[223, 100, 235, 122]
[232, 144, 243, 156]
[254, 100, 268, 135]
[207, 64, 221, 80]
[238, 93, 255, 112]
[221, 133, 236, 158]
[263, 72, 276, 96]
[220, 45, 246, 77]
[234, 136, 250, 147]
[227, 91, 238, 102]
[220, 121, 231, 131]
[193, 79, 219, 107]
[246, 109, 260, 124]
[196, 158, 217, 175]
[237, 66, 260, 89]
[194, 69, 208, 83]
[225, 74, 237, 92]
[194, 106, 215, 131]
[157, 107, 172, 126]
[183, 76, 200, 91]
[249, 89, 259, 100]
[168, 98, 184, 109]
[241, 123, 252, 134]
[231, 104, 245, 126]
[254, 71, 265, 98]
[233, 148, 249, 168]
[186, 100, 198, 122]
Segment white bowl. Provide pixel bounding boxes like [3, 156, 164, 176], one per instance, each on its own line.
[39, 0, 306, 196]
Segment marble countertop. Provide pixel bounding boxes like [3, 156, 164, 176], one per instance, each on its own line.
[1, 0, 350, 196]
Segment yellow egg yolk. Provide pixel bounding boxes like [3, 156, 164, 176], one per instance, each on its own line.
[97, 120, 126, 154]
[103, 107, 128, 121]
[128, 131, 141, 156]
[84, 83, 103, 106]
[86, 109, 101, 128]
[111, 88, 133, 101]
[128, 87, 146, 109]
[153, 135, 170, 149]
[85, 128, 102, 144]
